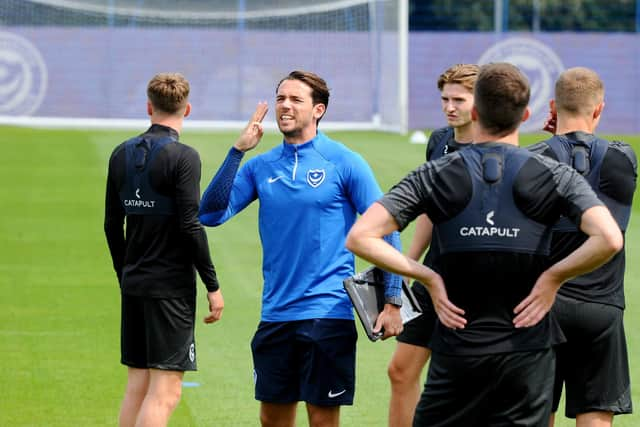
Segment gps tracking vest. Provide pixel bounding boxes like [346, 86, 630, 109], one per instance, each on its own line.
[120, 136, 177, 216]
[436, 145, 551, 255]
[544, 132, 629, 234]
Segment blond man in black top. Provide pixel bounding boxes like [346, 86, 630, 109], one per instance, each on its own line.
[530, 67, 637, 427]
[104, 73, 224, 427]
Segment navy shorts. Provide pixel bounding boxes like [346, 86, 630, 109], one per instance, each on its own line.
[251, 319, 357, 406]
[396, 281, 436, 348]
[414, 348, 555, 427]
[121, 294, 197, 371]
[552, 294, 632, 417]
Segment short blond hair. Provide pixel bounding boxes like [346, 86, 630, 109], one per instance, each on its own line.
[554, 67, 604, 116]
[437, 64, 480, 92]
[147, 72, 190, 115]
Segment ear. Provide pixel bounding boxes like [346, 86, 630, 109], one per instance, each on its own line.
[471, 105, 478, 121]
[549, 99, 557, 115]
[313, 103, 326, 121]
[184, 103, 191, 118]
[593, 101, 604, 120]
[521, 107, 531, 123]
[147, 100, 153, 116]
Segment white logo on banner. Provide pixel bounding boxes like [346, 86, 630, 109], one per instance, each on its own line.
[477, 37, 564, 133]
[0, 31, 48, 115]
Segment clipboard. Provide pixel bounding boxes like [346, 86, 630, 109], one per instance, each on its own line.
[343, 266, 423, 342]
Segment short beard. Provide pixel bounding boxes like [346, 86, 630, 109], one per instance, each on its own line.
[280, 127, 301, 139]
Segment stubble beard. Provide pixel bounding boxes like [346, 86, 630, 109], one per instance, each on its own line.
[280, 125, 302, 139]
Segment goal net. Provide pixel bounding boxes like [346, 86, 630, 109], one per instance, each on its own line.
[0, 0, 408, 132]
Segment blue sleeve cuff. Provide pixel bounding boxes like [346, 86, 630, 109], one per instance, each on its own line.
[382, 231, 403, 300]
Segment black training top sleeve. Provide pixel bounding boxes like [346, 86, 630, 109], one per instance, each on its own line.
[379, 153, 472, 230]
[600, 141, 638, 205]
[514, 154, 603, 226]
[526, 140, 558, 160]
[104, 144, 126, 283]
[175, 146, 220, 292]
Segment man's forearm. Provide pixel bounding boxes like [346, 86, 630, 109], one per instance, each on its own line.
[200, 147, 244, 215]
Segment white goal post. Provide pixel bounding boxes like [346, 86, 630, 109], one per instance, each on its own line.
[0, 0, 408, 133]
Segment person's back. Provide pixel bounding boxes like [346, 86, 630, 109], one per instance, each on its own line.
[528, 67, 637, 426]
[104, 72, 223, 427]
[346, 63, 623, 427]
[531, 133, 635, 305]
[387, 64, 480, 427]
[107, 129, 214, 297]
[393, 141, 584, 356]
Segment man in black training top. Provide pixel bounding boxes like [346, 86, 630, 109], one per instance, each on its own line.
[104, 72, 224, 427]
[529, 66, 637, 427]
[346, 63, 623, 427]
[388, 63, 479, 427]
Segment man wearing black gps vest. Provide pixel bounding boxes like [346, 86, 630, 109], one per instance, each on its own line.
[104, 72, 224, 427]
[388, 63, 479, 427]
[346, 63, 623, 426]
[530, 67, 637, 427]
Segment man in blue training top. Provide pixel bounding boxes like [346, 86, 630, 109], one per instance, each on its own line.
[199, 70, 403, 427]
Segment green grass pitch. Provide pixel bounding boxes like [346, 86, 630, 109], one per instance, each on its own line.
[0, 126, 638, 426]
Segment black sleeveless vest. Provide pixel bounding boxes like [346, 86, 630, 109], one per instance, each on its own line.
[436, 144, 551, 255]
[427, 127, 455, 160]
[119, 135, 177, 216]
[546, 132, 630, 231]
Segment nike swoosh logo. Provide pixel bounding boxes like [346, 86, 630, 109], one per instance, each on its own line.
[268, 176, 284, 184]
[328, 389, 346, 398]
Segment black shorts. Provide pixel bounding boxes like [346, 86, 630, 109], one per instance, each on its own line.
[121, 294, 197, 371]
[251, 319, 357, 406]
[552, 295, 632, 417]
[414, 348, 555, 427]
[396, 281, 436, 348]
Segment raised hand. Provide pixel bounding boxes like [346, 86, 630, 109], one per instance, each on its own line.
[234, 101, 268, 152]
[542, 109, 557, 135]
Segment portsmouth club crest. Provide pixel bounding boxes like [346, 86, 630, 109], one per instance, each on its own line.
[306, 169, 326, 188]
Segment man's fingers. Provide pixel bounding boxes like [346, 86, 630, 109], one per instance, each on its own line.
[513, 299, 546, 328]
[445, 301, 465, 316]
[513, 295, 533, 315]
[439, 313, 465, 330]
[372, 316, 383, 334]
[438, 306, 466, 330]
[250, 101, 268, 124]
[514, 308, 539, 328]
[381, 323, 403, 340]
[204, 309, 222, 324]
